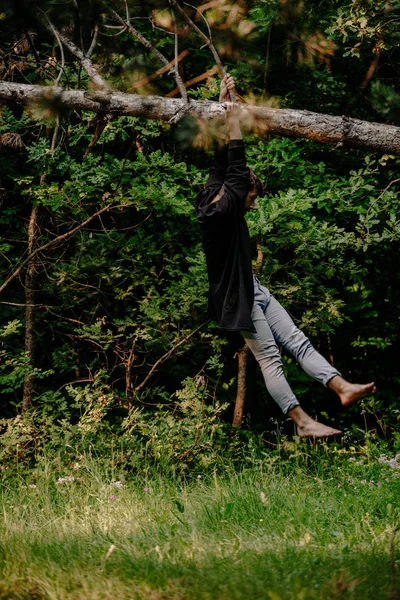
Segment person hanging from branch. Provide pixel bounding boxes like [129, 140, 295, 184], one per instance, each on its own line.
[196, 74, 376, 438]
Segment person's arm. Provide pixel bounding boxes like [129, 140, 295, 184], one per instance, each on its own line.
[220, 74, 243, 143]
[197, 76, 250, 214]
[220, 78, 250, 212]
[205, 74, 239, 190]
[207, 75, 246, 205]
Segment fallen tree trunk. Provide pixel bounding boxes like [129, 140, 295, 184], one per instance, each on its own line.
[1, 81, 400, 154]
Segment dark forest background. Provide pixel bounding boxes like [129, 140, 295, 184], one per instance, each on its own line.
[0, 0, 399, 470]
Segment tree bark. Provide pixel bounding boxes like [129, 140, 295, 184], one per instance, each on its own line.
[233, 344, 250, 426]
[1, 82, 400, 154]
[22, 203, 39, 412]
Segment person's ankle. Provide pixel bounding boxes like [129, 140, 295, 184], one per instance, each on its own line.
[287, 406, 312, 427]
[327, 375, 346, 393]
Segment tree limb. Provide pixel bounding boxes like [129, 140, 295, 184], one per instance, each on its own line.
[171, 7, 188, 103]
[1, 82, 400, 154]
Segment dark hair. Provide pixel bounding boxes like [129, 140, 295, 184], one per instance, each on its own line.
[249, 168, 264, 197]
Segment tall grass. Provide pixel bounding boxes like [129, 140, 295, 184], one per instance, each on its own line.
[1, 446, 399, 600]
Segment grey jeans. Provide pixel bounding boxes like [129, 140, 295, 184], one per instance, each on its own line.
[241, 277, 341, 414]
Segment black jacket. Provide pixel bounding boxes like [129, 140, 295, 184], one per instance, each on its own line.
[196, 139, 255, 333]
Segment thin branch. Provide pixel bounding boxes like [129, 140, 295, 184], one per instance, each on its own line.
[0, 301, 53, 307]
[39, 9, 110, 90]
[24, 29, 41, 69]
[50, 115, 61, 152]
[73, 0, 85, 56]
[184, 1, 212, 39]
[134, 321, 208, 393]
[0, 203, 116, 295]
[125, 0, 130, 25]
[86, 23, 99, 59]
[171, 6, 188, 103]
[361, 1, 391, 89]
[84, 117, 107, 156]
[169, 0, 215, 53]
[53, 33, 65, 86]
[263, 23, 272, 92]
[38, 12, 65, 86]
[108, 8, 188, 101]
[169, 0, 236, 101]
[131, 49, 189, 88]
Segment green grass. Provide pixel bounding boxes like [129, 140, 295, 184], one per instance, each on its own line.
[1, 450, 400, 600]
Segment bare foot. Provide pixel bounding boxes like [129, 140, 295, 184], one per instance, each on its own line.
[328, 377, 376, 407]
[297, 421, 342, 438]
[288, 406, 341, 438]
[339, 382, 376, 407]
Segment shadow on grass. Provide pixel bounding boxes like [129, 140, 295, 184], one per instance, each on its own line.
[0, 543, 398, 600]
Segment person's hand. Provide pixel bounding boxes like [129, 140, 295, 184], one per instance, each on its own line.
[219, 73, 235, 103]
[224, 101, 240, 118]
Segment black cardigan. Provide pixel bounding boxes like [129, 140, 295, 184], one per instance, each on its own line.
[196, 139, 255, 333]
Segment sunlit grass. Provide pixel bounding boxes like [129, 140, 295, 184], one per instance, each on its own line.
[1, 449, 399, 599]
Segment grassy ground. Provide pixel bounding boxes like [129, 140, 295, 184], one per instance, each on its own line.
[1, 447, 400, 600]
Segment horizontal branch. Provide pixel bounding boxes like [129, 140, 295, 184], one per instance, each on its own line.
[1, 82, 400, 154]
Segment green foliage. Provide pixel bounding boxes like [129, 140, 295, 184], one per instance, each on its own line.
[0, 321, 53, 394]
[0, 371, 259, 478]
[370, 80, 400, 121]
[0, 0, 399, 445]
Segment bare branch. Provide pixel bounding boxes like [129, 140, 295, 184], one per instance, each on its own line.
[184, 1, 212, 39]
[108, 8, 188, 101]
[53, 29, 65, 86]
[39, 9, 110, 90]
[125, 0, 130, 24]
[169, 0, 238, 102]
[170, 6, 189, 103]
[86, 23, 99, 59]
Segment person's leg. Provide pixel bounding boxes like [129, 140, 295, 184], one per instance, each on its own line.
[242, 305, 341, 437]
[264, 296, 375, 405]
[242, 304, 299, 416]
[264, 296, 340, 385]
